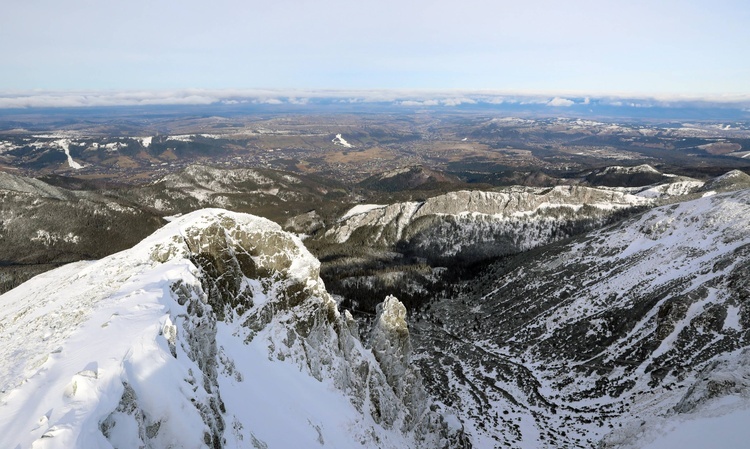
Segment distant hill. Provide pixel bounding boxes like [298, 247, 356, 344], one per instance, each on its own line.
[358, 165, 463, 192]
[0, 171, 163, 293]
[582, 164, 669, 187]
[698, 169, 750, 193]
[110, 164, 353, 226]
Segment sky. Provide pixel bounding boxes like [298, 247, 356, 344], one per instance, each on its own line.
[1, 0, 749, 97]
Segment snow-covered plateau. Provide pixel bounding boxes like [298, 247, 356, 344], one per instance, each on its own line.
[0, 209, 463, 449]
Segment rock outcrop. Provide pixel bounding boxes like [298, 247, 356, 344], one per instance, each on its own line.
[0, 209, 462, 449]
[325, 186, 650, 262]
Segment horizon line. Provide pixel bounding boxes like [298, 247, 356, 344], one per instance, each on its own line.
[1, 88, 750, 110]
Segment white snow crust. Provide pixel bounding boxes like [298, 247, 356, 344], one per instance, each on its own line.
[340, 203, 387, 220]
[640, 401, 750, 449]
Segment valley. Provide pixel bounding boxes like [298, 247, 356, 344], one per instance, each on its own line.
[0, 106, 748, 448]
[2, 109, 749, 186]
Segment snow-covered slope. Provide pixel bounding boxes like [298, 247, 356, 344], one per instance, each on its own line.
[634, 177, 704, 198]
[412, 188, 750, 448]
[332, 133, 354, 148]
[0, 209, 462, 449]
[698, 169, 750, 193]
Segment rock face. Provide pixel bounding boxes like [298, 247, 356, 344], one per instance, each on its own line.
[411, 188, 750, 448]
[369, 296, 429, 433]
[0, 209, 462, 449]
[325, 186, 650, 262]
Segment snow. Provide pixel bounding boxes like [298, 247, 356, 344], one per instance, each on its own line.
[341, 203, 386, 220]
[31, 230, 81, 246]
[601, 164, 661, 175]
[636, 180, 704, 198]
[330, 186, 652, 247]
[724, 305, 742, 331]
[54, 139, 84, 169]
[470, 189, 750, 448]
[217, 321, 394, 449]
[332, 133, 353, 148]
[140, 136, 152, 148]
[639, 401, 750, 449]
[329, 201, 422, 244]
[0, 212, 261, 447]
[0, 140, 19, 153]
[0, 259, 196, 449]
[167, 134, 194, 142]
[716, 169, 746, 180]
[651, 288, 719, 359]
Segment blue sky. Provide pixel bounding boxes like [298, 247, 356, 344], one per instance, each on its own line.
[1, 0, 749, 96]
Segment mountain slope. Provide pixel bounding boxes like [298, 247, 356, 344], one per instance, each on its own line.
[323, 186, 651, 263]
[0, 171, 163, 293]
[698, 169, 750, 193]
[411, 188, 750, 448]
[113, 164, 350, 225]
[358, 165, 464, 192]
[582, 164, 669, 187]
[0, 209, 463, 449]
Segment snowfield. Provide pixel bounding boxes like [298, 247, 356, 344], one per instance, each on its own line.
[340, 203, 387, 221]
[55, 139, 84, 169]
[332, 133, 353, 148]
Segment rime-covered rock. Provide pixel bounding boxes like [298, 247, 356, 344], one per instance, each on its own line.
[325, 186, 650, 262]
[0, 209, 462, 449]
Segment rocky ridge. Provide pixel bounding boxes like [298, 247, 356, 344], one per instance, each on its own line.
[0, 209, 463, 448]
[324, 186, 652, 262]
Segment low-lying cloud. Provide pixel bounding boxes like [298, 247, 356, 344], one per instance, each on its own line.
[547, 97, 575, 107]
[0, 89, 748, 111]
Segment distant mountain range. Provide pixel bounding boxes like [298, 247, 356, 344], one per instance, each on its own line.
[1, 90, 749, 120]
